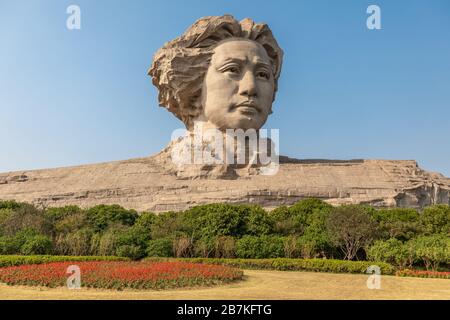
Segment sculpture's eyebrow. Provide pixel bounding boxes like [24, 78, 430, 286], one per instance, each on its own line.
[254, 60, 272, 69]
[217, 57, 247, 66]
[217, 57, 271, 69]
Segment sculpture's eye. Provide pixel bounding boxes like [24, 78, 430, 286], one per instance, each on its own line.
[223, 65, 240, 74]
[256, 71, 270, 80]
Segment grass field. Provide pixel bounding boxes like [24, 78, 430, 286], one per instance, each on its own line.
[0, 269, 449, 300]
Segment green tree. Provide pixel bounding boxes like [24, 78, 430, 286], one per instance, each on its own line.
[367, 238, 412, 268]
[370, 208, 421, 241]
[182, 204, 249, 239]
[236, 235, 285, 258]
[0, 203, 53, 236]
[326, 205, 379, 260]
[20, 234, 53, 255]
[419, 205, 450, 235]
[412, 235, 449, 271]
[86, 205, 138, 232]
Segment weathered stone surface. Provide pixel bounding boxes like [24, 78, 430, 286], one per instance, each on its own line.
[0, 152, 449, 212]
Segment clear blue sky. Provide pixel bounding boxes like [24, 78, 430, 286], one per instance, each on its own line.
[1, 0, 449, 176]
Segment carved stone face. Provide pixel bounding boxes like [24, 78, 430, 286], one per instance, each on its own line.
[199, 38, 275, 131]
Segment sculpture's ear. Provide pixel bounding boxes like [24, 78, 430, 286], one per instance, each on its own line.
[191, 93, 203, 111]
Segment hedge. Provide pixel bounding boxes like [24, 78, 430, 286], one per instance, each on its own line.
[144, 257, 396, 275]
[0, 255, 128, 268]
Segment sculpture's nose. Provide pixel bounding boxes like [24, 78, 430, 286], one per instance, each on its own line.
[239, 70, 257, 98]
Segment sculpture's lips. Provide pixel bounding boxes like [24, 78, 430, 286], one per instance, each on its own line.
[235, 101, 260, 113]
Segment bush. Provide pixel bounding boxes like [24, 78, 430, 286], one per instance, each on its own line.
[182, 204, 248, 239]
[45, 205, 84, 224]
[412, 235, 450, 271]
[243, 205, 274, 235]
[146, 238, 173, 257]
[0, 204, 52, 237]
[20, 234, 53, 255]
[86, 205, 138, 232]
[420, 205, 450, 235]
[270, 199, 333, 236]
[54, 228, 94, 256]
[371, 208, 421, 241]
[116, 245, 144, 260]
[173, 236, 194, 258]
[270, 206, 297, 235]
[0, 236, 19, 254]
[367, 238, 413, 268]
[236, 236, 285, 259]
[0, 200, 23, 210]
[0, 255, 128, 268]
[150, 211, 184, 239]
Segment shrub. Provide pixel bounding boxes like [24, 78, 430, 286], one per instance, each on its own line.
[173, 236, 194, 258]
[0, 200, 23, 210]
[114, 225, 151, 258]
[243, 205, 274, 235]
[236, 235, 285, 259]
[98, 229, 119, 256]
[193, 236, 237, 258]
[116, 245, 144, 260]
[214, 236, 236, 258]
[0, 236, 18, 254]
[270, 206, 298, 235]
[54, 228, 94, 256]
[370, 208, 421, 241]
[283, 236, 300, 258]
[150, 211, 184, 239]
[20, 234, 53, 255]
[45, 205, 84, 224]
[86, 205, 138, 232]
[0, 255, 127, 268]
[0, 204, 52, 237]
[134, 212, 156, 231]
[146, 238, 173, 257]
[419, 205, 450, 235]
[53, 211, 87, 234]
[270, 199, 333, 236]
[367, 238, 412, 268]
[412, 235, 450, 271]
[182, 204, 248, 239]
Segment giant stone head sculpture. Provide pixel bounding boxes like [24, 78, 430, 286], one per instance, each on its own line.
[149, 15, 283, 132]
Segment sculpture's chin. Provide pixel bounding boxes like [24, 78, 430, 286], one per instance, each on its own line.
[214, 114, 267, 131]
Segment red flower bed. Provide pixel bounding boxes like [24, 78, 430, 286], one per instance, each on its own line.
[396, 269, 450, 279]
[0, 261, 243, 290]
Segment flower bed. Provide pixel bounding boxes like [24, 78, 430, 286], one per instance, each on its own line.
[0, 261, 243, 290]
[396, 269, 450, 279]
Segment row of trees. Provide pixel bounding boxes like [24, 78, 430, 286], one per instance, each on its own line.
[0, 199, 448, 270]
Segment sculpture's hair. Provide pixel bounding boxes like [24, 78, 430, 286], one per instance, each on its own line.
[148, 15, 284, 129]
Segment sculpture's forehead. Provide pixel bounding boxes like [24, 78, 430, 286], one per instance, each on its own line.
[211, 39, 271, 65]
